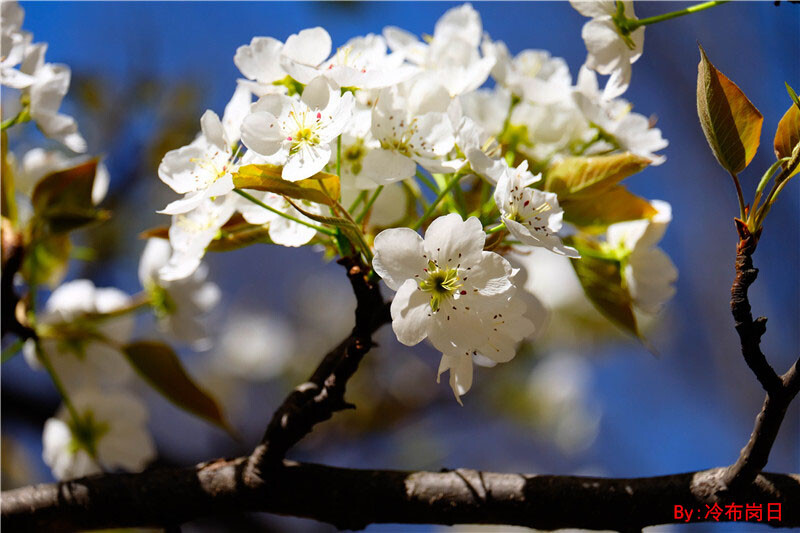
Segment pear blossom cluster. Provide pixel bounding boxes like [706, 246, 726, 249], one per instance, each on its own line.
[149, 2, 675, 401]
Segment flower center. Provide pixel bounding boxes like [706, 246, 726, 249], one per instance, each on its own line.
[419, 261, 462, 312]
[286, 108, 323, 155]
[379, 117, 420, 156]
[190, 149, 236, 189]
[344, 138, 366, 175]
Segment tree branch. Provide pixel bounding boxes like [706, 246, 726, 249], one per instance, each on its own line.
[723, 222, 800, 490]
[1, 218, 35, 341]
[729, 220, 780, 393]
[245, 255, 390, 477]
[3, 459, 798, 532]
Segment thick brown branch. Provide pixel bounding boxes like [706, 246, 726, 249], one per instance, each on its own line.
[3, 460, 799, 532]
[246, 256, 390, 475]
[723, 223, 800, 490]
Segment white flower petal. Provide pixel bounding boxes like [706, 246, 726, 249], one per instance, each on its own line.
[372, 227, 426, 291]
[390, 279, 430, 346]
[423, 214, 485, 269]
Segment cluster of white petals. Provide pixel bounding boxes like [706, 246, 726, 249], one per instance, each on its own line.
[0, 1, 86, 152]
[23, 280, 134, 391]
[42, 390, 156, 480]
[570, 0, 644, 99]
[373, 214, 537, 402]
[139, 239, 221, 349]
[21, 281, 158, 480]
[606, 200, 677, 314]
[492, 161, 579, 258]
[145, 1, 676, 404]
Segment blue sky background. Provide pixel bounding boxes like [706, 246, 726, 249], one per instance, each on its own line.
[4, 2, 799, 532]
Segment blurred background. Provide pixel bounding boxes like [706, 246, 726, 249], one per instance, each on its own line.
[1, 2, 798, 532]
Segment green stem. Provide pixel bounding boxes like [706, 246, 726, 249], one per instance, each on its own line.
[412, 169, 468, 231]
[626, 0, 730, 30]
[356, 186, 384, 224]
[35, 341, 81, 424]
[91, 292, 152, 320]
[347, 190, 368, 213]
[336, 135, 342, 179]
[728, 171, 746, 221]
[0, 106, 30, 131]
[416, 170, 439, 195]
[750, 158, 788, 224]
[485, 222, 506, 235]
[753, 147, 800, 229]
[233, 189, 336, 236]
[1, 338, 24, 363]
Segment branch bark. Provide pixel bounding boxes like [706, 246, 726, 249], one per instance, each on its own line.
[3, 459, 799, 532]
[723, 222, 800, 490]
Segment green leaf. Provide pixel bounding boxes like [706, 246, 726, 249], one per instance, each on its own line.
[31, 159, 109, 233]
[786, 82, 800, 112]
[234, 164, 340, 206]
[570, 245, 640, 338]
[696, 44, 763, 174]
[122, 341, 232, 434]
[545, 153, 651, 198]
[774, 103, 800, 179]
[561, 186, 657, 231]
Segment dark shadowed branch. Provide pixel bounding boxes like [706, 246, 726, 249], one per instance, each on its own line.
[3, 459, 799, 532]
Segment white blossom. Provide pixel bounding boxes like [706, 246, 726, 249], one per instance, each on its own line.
[459, 86, 511, 140]
[329, 103, 381, 190]
[606, 200, 677, 314]
[493, 160, 579, 258]
[570, 0, 644, 99]
[18, 43, 86, 153]
[23, 280, 134, 390]
[158, 86, 250, 215]
[138, 239, 221, 349]
[384, 3, 494, 97]
[159, 195, 237, 281]
[373, 214, 534, 402]
[483, 39, 573, 105]
[360, 82, 455, 184]
[43, 389, 155, 480]
[283, 33, 417, 90]
[0, 1, 33, 89]
[234, 36, 290, 97]
[241, 76, 354, 181]
[509, 99, 592, 162]
[573, 66, 667, 164]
